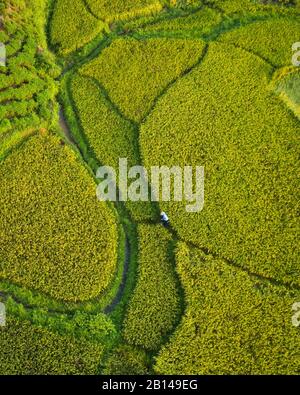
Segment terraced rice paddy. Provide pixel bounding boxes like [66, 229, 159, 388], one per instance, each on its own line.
[0, 0, 299, 375]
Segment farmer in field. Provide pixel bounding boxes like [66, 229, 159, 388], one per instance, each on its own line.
[160, 211, 170, 228]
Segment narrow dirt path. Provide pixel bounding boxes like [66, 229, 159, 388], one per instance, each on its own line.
[104, 236, 131, 314]
[55, 8, 300, 318]
[58, 107, 77, 145]
[58, 105, 132, 313]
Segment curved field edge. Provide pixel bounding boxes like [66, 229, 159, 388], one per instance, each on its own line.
[0, 221, 126, 314]
[0, 103, 138, 319]
[78, 37, 207, 123]
[0, 0, 298, 374]
[69, 71, 156, 222]
[0, 314, 105, 375]
[48, 0, 165, 57]
[85, 0, 163, 23]
[122, 224, 182, 351]
[0, 132, 119, 302]
[0, 0, 60, 157]
[47, 0, 300, 64]
[53, 3, 300, 374]
[154, 242, 300, 375]
[57, 70, 142, 325]
[271, 67, 300, 120]
[48, 0, 107, 56]
[140, 40, 299, 287]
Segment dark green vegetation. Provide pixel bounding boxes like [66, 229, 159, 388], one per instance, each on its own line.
[0, 0, 299, 374]
[0, 0, 59, 159]
[155, 243, 300, 374]
[79, 38, 207, 122]
[140, 41, 299, 287]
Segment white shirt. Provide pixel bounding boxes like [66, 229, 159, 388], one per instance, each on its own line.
[161, 212, 169, 222]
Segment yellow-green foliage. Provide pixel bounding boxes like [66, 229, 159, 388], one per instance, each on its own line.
[80, 38, 206, 122]
[0, 133, 118, 302]
[123, 224, 180, 350]
[50, 0, 104, 55]
[70, 72, 155, 221]
[155, 242, 300, 375]
[207, 0, 299, 14]
[0, 129, 36, 160]
[103, 345, 150, 375]
[86, 0, 163, 22]
[140, 42, 299, 286]
[71, 73, 138, 172]
[169, 0, 201, 8]
[219, 18, 300, 67]
[0, 0, 59, 154]
[145, 7, 222, 34]
[272, 68, 300, 119]
[0, 315, 103, 374]
[206, 0, 263, 14]
[3, 0, 300, 375]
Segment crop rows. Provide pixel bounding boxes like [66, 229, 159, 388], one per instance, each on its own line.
[0, 133, 118, 302]
[85, 0, 163, 22]
[219, 17, 300, 67]
[80, 37, 207, 122]
[123, 224, 180, 350]
[70, 72, 155, 221]
[0, 0, 60, 157]
[50, 0, 106, 55]
[103, 345, 150, 375]
[155, 242, 300, 374]
[206, 0, 300, 14]
[144, 6, 222, 34]
[1, 0, 299, 376]
[140, 41, 299, 287]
